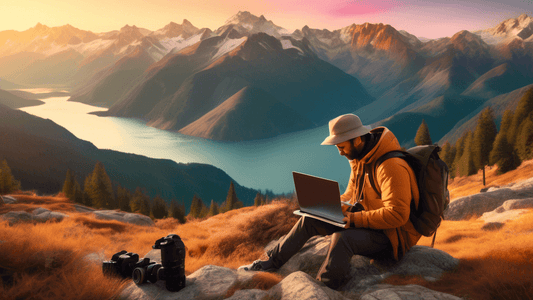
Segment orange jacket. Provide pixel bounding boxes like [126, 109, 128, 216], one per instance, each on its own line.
[341, 127, 421, 260]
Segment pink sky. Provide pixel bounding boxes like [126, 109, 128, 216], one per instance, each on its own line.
[2, 0, 532, 39]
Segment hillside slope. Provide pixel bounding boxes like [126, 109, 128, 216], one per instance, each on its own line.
[0, 103, 257, 210]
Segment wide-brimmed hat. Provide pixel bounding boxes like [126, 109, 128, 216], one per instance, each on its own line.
[321, 114, 371, 145]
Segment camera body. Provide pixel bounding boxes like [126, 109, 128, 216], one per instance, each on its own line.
[103, 234, 186, 292]
[102, 251, 142, 278]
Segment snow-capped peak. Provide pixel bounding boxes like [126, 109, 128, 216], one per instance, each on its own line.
[220, 11, 290, 38]
[475, 14, 533, 44]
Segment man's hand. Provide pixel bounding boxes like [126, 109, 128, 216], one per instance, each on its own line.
[342, 215, 352, 229]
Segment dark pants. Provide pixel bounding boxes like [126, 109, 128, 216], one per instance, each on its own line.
[269, 216, 392, 289]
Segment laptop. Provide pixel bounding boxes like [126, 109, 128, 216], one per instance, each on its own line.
[292, 171, 349, 228]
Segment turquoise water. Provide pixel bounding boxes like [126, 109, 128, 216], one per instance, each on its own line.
[20, 96, 352, 193]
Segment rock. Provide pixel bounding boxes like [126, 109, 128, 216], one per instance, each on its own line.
[32, 207, 68, 222]
[360, 284, 462, 300]
[93, 210, 154, 227]
[501, 198, 533, 210]
[121, 241, 461, 300]
[340, 246, 458, 294]
[120, 265, 237, 300]
[479, 198, 533, 223]
[225, 289, 268, 300]
[267, 271, 349, 300]
[1, 211, 33, 225]
[73, 204, 96, 213]
[0, 195, 4, 205]
[445, 178, 533, 220]
[272, 235, 331, 277]
[2, 195, 17, 204]
[267, 233, 459, 294]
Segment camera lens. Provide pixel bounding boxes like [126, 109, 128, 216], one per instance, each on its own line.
[132, 267, 146, 285]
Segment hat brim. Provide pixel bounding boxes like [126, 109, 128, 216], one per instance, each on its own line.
[320, 125, 371, 145]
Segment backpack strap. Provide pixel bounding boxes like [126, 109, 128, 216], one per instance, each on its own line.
[365, 151, 406, 196]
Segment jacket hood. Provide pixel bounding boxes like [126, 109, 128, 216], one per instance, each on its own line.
[350, 127, 402, 167]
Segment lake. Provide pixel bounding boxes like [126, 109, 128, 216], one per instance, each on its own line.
[20, 94, 352, 194]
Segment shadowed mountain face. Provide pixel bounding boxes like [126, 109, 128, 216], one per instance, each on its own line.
[100, 32, 374, 140]
[0, 89, 43, 108]
[0, 103, 258, 211]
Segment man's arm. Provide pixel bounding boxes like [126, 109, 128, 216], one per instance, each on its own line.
[343, 158, 413, 229]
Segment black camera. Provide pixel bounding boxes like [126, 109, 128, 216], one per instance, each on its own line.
[136, 234, 186, 292]
[103, 234, 186, 292]
[102, 251, 144, 278]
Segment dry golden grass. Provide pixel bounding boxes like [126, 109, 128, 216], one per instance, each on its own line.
[449, 159, 533, 200]
[387, 210, 533, 300]
[0, 195, 299, 300]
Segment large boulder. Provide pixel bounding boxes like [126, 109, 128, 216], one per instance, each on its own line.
[267, 271, 349, 300]
[92, 210, 154, 227]
[1, 195, 17, 204]
[0, 208, 69, 225]
[266, 235, 458, 295]
[1, 211, 33, 225]
[360, 284, 462, 300]
[121, 265, 239, 300]
[445, 177, 533, 220]
[32, 208, 68, 222]
[479, 198, 533, 223]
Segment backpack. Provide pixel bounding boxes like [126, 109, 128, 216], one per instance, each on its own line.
[366, 144, 450, 247]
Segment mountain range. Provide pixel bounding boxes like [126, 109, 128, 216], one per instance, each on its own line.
[1, 12, 533, 145]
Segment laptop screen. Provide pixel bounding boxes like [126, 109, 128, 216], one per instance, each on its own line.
[292, 172, 345, 223]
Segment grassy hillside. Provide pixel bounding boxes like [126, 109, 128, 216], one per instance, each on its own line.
[1, 159, 533, 299]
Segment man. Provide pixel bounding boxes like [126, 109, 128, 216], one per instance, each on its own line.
[240, 114, 421, 289]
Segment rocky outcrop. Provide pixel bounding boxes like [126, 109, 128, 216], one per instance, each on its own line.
[0, 196, 154, 227]
[480, 198, 533, 224]
[445, 177, 533, 220]
[360, 284, 462, 300]
[121, 239, 460, 300]
[0, 208, 68, 225]
[92, 210, 154, 227]
[1, 195, 17, 204]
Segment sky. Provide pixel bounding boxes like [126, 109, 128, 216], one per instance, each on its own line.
[1, 0, 532, 39]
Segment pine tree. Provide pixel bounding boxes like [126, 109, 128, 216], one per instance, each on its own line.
[189, 195, 206, 219]
[221, 182, 239, 213]
[86, 162, 115, 209]
[130, 187, 146, 213]
[0, 159, 21, 194]
[73, 180, 84, 204]
[458, 131, 476, 177]
[472, 107, 497, 185]
[414, 119, 433, 146]
[489, 109, 521, 172]
[169, 200, 186, 223]
[499, 109, 514, 136]
[452, 133, 467, 178]
[440, 141, 456, 171]
[62, 169, 75, 200]
[472, 107, 497, 169]
[208, 200, 219, 217]
[152, 196, 168, 219]
[509, 87, 533, 145]
[490, 132, 521, 174]
[254, 192, 263, 206]
[516, 114, 533, 160]
[116, 185, 132, 212]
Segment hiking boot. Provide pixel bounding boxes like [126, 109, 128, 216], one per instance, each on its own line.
[238, 257, 277, 272]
